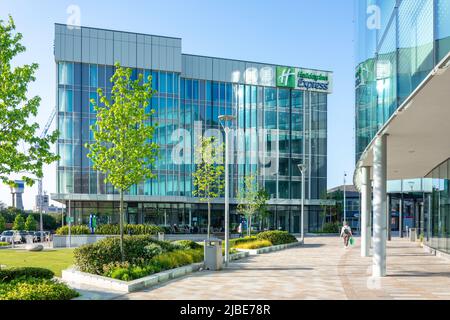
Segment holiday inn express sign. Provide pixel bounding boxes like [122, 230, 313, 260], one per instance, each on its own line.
[276, 66, 333, 93]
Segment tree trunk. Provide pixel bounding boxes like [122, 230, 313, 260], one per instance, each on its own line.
[248, 215, 252, 237]
[207, 201, 211, 240]
[120, 189, 124, 262]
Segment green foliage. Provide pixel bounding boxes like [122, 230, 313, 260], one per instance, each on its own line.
[0, 242, 9, 246]
[13, 214, 25, 230]
[86, 63, 158, 261]
[228, 236, 258, 247]
[234, 240, 272, 250]
[237, 174, 260, 236]
[73, 235, 174, 275]
[0, 267, 54, 282]
[419, 233, 425, 243]
[107, 249, 204, 281]
[55, 225, 91, 235]
[321, 222, 340, 234]
[0, 279, 79, 300]
[86, 63, 158, 192]
[256, 231, 298, 246]
[25, 214, 37, 231]
[96, 224, 163, 235]
[192, 136, 225, 239]
[0, 215, 5, 232]
[0, 15, 59, 187]
[171, 240, 202, 250]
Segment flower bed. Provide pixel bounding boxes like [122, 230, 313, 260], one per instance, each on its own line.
[73, 236, 204, 282]
[0, 267, 79, 300]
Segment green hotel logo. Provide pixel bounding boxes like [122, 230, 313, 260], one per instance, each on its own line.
[276, 67, 296, 88]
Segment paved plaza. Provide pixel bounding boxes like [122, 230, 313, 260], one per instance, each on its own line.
[111, 237, 450, 300]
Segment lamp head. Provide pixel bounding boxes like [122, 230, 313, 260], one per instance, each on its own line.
[297, 164, 306, 173]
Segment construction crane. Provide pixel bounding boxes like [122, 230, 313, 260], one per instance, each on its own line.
[36, 107, 57, 241]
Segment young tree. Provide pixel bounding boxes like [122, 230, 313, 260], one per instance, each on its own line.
[25, 214, 37, 231]
[0, 16, 59, 188]
[237, 174, 260, 236]
[0, 215, 5, 233]
[85, 63, 158, 261]
[192, 136, 225, 240]
[256, 188, 270, 230]
[13, 214, 25, 230]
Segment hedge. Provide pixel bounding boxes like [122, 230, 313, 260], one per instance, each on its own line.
[55, 224, 163, 236]
[55, 225, 91, 235]
[0, 242, 9, 247]
[256, 231, 298, 246]
[96, 224, 163, 235]
[0, 267, 54, 282]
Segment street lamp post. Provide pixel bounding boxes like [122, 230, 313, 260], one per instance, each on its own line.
[219, 115, 236, 266]
[297, 164, 306, 243]
[344, 173, 347, 225]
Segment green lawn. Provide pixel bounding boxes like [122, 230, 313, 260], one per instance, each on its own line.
[0, 249, 75, 277]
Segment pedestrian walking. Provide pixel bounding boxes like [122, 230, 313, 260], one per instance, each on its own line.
[237, 223, 243, 238]
[340, 221, 353, 248]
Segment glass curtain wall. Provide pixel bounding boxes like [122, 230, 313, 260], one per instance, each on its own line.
[355, 0, 450, 161]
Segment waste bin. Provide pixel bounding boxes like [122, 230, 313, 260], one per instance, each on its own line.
[409, 228, 417, 242]
[158, 232, 165, 241]
[204, 240, 223, 271]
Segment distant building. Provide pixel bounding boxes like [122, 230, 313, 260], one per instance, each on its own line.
[327, 185, 360, 231]
[35, 194, 50, 213]
[10, 180, 24, 211]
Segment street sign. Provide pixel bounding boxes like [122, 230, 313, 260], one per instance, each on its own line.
[66, 216, 74, 223]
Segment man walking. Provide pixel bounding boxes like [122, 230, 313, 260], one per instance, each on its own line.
[340, 221, 353, 248]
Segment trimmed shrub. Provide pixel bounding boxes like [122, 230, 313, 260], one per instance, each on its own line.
[171, 240, 202, 250]
[109, 249, 204, 281]
[228, 236, 258, 248]
[234, 240, 272, 250]
[55, 225, 91, 235]
[0, 279, 79, 300]
[95, 224, 163, 235]
[0, 242, 9, 247]
[74, 235, 176, 275]
[144, 243, 164, 257]
[0, 267, 54, 282]
[256, 231, 298, 245]
[321, 222, 340, 234]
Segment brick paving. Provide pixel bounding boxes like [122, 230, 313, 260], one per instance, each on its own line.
[114, 237, 450, 300]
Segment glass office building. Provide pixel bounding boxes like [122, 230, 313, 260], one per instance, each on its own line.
[52, 24, 333, 233]
[355, 0, 450, 253]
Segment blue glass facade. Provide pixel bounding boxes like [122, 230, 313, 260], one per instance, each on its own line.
[53, 25, 331, 232]
[355, 0, 450, 253]
[355, 0, 450, 161]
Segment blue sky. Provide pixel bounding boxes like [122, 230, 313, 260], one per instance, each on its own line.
[0, 0, 356, 209]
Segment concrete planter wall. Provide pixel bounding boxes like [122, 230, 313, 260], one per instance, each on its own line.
[53, 235, 117, 248]
[236, 241, 302, 255]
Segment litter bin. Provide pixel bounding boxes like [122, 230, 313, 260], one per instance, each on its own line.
[204, 240, 223, 271]
[158, 232, 165, 241]
[409, 228, 417, 242]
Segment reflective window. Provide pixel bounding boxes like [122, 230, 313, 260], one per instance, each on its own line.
[58, 88, 73, 112]
[89, 65, 98, 88]
[58, 62, 73, 85]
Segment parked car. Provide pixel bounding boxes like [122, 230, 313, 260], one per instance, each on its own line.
[13, 230, 29, 243]
[0, 230, 16, 244]
[34, 231, 51, 242]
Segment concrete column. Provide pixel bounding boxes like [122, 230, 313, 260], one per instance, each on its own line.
[361, 166, 372, 257]
[372, 134, 387, 277]
[387, 195, 392, 241]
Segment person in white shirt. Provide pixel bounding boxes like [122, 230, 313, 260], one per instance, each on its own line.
[340, 222, 353, 248]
